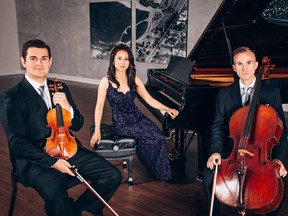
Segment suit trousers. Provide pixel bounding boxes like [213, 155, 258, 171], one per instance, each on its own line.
[31, 147, 122, 216]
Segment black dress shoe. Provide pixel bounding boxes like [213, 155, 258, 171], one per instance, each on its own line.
[80, 210, 103, 216]
[165, 178, 178, 184]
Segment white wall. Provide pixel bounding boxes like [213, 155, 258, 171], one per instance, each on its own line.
[187, 0, 224, 52]
[0, 0, 20, 75]
[0, 0, 223, 84]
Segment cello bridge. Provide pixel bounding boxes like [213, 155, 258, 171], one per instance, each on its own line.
[238, 149, 254, 157]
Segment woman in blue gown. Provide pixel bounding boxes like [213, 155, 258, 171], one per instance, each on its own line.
[90, 44, 179, 180]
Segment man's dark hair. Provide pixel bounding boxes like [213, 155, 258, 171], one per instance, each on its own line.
[21, 39, 51, 60]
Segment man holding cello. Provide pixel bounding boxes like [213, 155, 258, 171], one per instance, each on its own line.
[0, 39, 122, 216]
[202, 46, 287, 216]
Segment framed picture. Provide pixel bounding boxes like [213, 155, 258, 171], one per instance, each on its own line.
[89, 0, 188, 64]
[90, 1, 132, 59]
[135, 0, 188, 64]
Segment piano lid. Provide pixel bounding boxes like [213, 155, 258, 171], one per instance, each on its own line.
[162, 56, 196, 85]
[188, 0, 288, 69]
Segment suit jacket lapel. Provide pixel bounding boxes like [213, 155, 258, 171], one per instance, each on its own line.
[21, 78, 49, 110]
[231, 83, 242, 108]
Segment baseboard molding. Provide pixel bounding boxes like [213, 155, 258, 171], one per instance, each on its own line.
[0, 71, 100, 85]
[1, 71, 288, 111]
[47, 73, 100, 85]
[0, 70, 23, 75]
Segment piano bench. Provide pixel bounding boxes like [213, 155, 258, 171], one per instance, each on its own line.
[90, 124, 137, 185]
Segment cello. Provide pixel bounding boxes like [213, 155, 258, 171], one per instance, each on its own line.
[214, 57, 284, 215]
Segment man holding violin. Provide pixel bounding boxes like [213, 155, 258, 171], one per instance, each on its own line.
[0, 39, 122, 216]
[202, 46, 288, 216]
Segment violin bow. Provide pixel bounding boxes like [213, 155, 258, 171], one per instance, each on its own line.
[209, 163, 219, 216]
[70, 167, 119, 216]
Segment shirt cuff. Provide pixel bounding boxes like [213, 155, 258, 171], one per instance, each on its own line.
[70, 106, 74, 119]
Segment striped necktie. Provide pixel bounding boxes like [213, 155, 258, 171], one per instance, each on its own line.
[38, 85, 50, 109]
[242, 86, 252, 106]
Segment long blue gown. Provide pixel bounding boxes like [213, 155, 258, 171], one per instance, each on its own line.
[106, 81, 171, 180]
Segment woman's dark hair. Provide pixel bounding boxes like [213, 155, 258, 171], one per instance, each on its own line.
[22, 39, 51, 60]
[107, 44, 137, 90]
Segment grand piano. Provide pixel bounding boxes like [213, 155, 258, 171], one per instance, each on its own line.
[137, 0, 288, 178]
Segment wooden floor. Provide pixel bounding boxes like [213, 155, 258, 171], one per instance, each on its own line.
[1, 74, 288, 216]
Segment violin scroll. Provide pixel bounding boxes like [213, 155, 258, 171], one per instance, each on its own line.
[48, 78, 63, 93]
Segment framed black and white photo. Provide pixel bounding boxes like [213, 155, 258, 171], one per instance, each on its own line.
[135, 0, 188, 64]
[89, 0, 188, 64]
[90, 1, 132, 59]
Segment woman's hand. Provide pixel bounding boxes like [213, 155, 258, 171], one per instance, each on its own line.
[166, 108, 179, 119]
[90, 131, 101, 148]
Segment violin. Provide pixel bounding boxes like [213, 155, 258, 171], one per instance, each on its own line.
[214, 57, 284, 215]
[44, 79, 119, 215]
[45, 78, 77, 159]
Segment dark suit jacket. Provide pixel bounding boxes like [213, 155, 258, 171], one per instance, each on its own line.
[210, 82, 287, 162]
[0, 77, 84, 186]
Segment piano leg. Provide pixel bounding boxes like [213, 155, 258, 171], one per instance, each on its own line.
[196, 134, 211, 181]
[173, 128, 186, 160]
[168, 128, 186, 183]
[169, 129, 211, 183]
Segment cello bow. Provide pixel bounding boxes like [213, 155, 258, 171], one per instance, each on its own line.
[209, 163, 219, 216]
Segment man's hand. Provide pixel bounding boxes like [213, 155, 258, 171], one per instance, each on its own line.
[273, 159, 287, 177]
[52, 92, 71, 111]
[51, 159, 75, 176]
[207, 153, 221, 170]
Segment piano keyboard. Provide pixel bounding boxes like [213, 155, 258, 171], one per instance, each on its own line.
[159, 90, 181, 107]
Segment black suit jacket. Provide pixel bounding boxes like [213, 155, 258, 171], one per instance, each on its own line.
[210, 81, 287, 162]
[0, 77, 84, 186]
